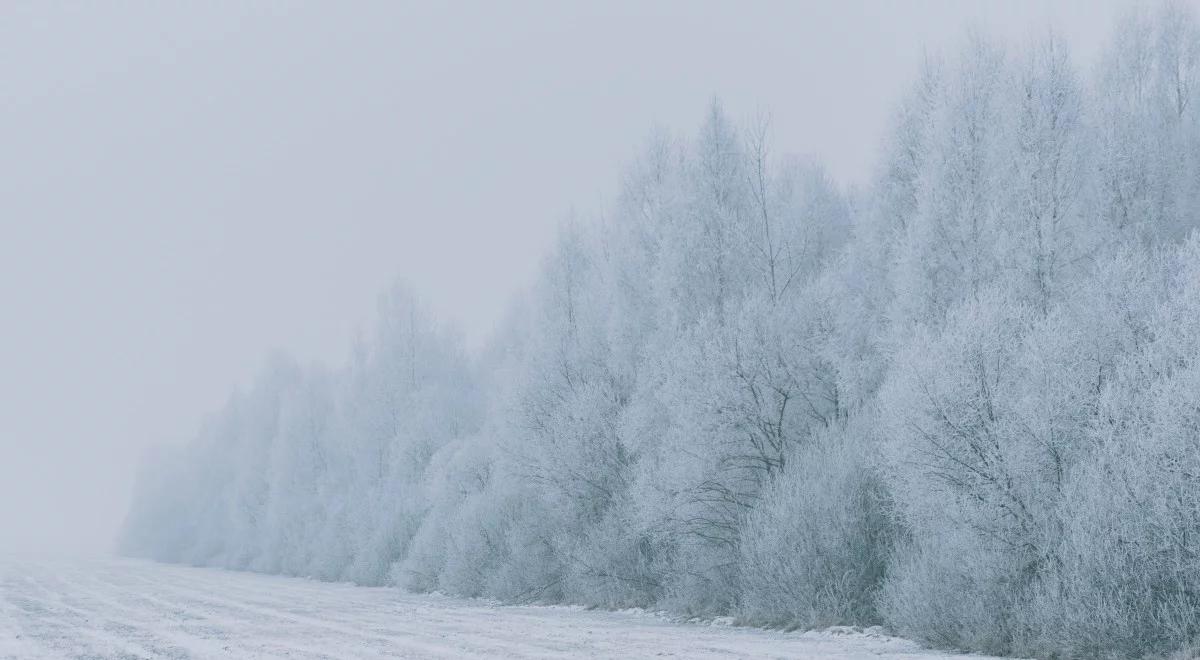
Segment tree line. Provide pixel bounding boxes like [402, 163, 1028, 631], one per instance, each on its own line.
[122, 5, 1200, 657]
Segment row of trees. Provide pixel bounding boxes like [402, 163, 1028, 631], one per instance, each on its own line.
[122, 5, 1200, 657]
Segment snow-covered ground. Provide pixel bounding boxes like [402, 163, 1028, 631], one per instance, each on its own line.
[0, 556, 998, 659]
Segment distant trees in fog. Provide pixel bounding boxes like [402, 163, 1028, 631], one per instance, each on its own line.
[122, 4, 1200, 658]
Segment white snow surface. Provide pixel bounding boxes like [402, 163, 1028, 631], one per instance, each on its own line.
[0, 556, 1001, 659]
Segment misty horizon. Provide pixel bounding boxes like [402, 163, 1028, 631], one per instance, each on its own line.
[0, 0, 1126, 557]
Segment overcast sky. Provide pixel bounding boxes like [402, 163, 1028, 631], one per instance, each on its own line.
[0, 1, 1132, 554]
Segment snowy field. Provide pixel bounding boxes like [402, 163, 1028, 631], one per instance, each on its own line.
[0, 556, 1001, 660]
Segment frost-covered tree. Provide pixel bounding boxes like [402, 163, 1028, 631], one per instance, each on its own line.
[1003, 33, 1091, 312]
[891, 35, 1009, 337]
[1092, 2, 1200, 242]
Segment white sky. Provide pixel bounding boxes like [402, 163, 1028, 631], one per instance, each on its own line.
[0, 1, 1134, 554]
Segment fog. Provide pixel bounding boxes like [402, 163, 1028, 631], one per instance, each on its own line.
[0, 1, 1125, 554]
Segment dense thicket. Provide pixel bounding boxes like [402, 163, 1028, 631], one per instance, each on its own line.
[122, 5, 1200, 658]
